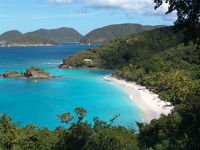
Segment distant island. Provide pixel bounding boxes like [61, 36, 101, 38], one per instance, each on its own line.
[0, 32, 57, 47]
[0, 24, 164, 47]
[6, 35, 58, 47]
[25, 27, 83, 43]
[0, 67, 61, 79]
[0, 27, 83, 47]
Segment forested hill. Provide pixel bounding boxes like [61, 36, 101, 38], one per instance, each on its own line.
[80, 23, 164, 44]
[60, 26, 183, 69]
[0, 30, 23, 41]
[7, 35, 58, 46]
[25, 27, 83, 43]
[0, 27, 83, 44]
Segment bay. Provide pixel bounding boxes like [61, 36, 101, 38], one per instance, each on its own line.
[0, 43, 142, 129]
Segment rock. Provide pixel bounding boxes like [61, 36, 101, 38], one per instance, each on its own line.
[2, 71, 23, 78]
[0, 67, 60, 79]
[24, 67, 51, 79]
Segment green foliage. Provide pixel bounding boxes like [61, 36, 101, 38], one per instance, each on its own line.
[26, 28, 82, 43]
[154, 0, 200, 46]
[57, 112, 74, 124]
[74, 107, 87, 123]
[138, 103, 200, 150]
[0, 107, 142, 150]
[0, 114, 59, 150]
[142, 56, 165, 73]
[61, 50, 101, 69]
[62, 26, 184, 69]
[113, 42, 200, 149]
[58, 122, 93, 150]
[85, 126, 140, 150]
[114, 44, 200, 103]
[80, 23, 164, 44]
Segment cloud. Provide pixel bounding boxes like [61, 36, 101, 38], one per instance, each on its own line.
[49, 0, 167, 14]
[48, 0, 175, 19]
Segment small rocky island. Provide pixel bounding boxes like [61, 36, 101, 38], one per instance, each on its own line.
[0, 67, 60, 79]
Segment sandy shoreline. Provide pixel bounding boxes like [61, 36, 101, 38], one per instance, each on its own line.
[104, 76, 173, 123]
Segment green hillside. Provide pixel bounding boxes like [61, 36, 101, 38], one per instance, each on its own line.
[60, 27, 183, 69]
[0, 30, 23, 41]
[80, 23, 164, 44]
[8, 35, 58, 45]
[25, 27, 83, 43]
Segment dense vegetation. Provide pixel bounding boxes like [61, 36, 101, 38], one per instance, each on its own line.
[114, 44, 200, 104]
[61, 27, 183, 69]
[59, 25, 200, 149]
[0, 108, 140, 150]
[25, 28, 83, 43]
[1, 0, 200, 149]
[113, 42, 200, 149]
[80, 23, 164, 44]
[154, 0, 200, 46]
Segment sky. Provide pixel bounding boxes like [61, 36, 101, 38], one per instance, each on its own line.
[0, 0, 176, 35]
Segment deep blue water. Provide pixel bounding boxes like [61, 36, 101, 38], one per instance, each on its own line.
[0, 43, 142, 129]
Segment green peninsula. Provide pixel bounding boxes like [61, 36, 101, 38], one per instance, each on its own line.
[80, 23, 164, 44]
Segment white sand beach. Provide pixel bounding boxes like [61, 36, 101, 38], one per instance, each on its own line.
[104, 76, 174, 123]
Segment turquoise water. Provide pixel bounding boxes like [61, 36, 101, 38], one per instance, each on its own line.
[0, 43, 142, 129]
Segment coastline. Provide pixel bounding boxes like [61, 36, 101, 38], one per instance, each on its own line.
[0, 44, 57, 47]
[104, 75, 174, 123]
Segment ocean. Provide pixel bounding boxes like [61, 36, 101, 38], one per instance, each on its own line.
[0, 43, 142, 129]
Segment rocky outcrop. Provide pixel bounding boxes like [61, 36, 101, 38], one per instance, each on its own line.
[2, 71, 23, 78]
[0, 67, 61, 79]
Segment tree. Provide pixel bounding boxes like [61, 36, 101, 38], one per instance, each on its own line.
[74, 107, 87, 123]
[57, 112, 74, 125]
[85, 126, 140, 150]
[154, 0, 200, 46]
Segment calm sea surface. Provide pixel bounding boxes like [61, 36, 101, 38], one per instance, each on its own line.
[0, 43, 142, 129]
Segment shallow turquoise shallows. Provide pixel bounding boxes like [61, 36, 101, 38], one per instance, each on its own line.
[0, 43, 142, 129]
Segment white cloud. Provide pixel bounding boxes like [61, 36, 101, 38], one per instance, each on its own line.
[48, 0, 174, 17]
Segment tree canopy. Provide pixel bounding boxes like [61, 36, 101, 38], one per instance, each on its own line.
[154, 0, 200, 46]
